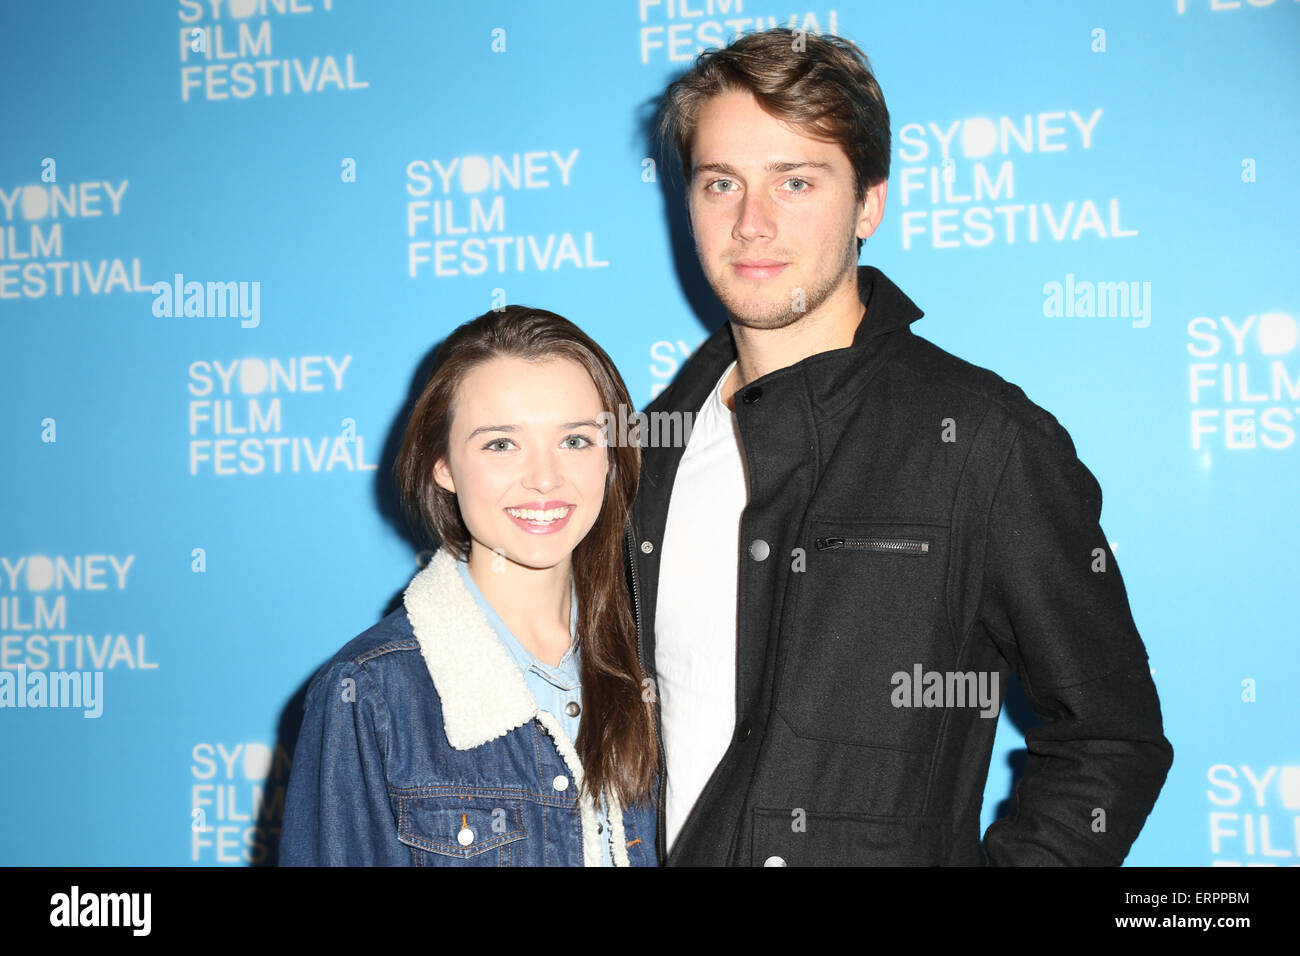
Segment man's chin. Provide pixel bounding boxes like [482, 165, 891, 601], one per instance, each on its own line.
[718, 295, 804, 330]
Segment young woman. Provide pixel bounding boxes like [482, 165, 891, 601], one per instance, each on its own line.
[281, 305, 658, 866]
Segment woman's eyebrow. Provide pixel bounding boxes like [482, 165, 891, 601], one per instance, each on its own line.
[466, 424, 517, 440]
[465, 420, 602, 440]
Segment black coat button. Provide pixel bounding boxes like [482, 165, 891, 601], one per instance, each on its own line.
[735, 718, 752, 742]
[742, 386, 762, 404]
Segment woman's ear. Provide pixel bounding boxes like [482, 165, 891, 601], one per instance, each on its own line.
[432, 458, 456, 494]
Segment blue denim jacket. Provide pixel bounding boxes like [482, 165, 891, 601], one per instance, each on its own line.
[452, 554, 616, 865]
[281, 545, 658, 866]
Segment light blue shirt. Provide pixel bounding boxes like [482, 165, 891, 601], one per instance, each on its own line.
[456, 555, 614, 866]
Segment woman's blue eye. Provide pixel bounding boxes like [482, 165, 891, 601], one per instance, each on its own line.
[483, 435, 593, 451]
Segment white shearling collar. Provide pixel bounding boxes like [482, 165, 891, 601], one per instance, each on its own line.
[402, 545, 630, 867]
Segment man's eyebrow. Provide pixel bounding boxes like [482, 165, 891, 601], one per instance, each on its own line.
[692, 160, 834, 180]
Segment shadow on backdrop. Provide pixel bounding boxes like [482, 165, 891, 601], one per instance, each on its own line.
[255, 335, 446, 866]
[635, 89, 731, 344]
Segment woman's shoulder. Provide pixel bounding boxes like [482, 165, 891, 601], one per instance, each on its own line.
[336, 606, 420, 665]
[305, 606, 428, 700]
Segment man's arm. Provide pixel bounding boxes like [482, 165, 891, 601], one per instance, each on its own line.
[977, 415, 1173, 865]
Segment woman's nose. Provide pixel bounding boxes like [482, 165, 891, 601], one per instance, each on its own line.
[521, 446, 561, 492]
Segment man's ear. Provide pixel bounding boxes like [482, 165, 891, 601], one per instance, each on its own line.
[432, 458, 455, 494]
[856, 179, 888, 241]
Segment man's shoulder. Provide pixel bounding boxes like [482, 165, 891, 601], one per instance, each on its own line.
[644, 321, 733, 416]
[886, 330, 1065, 438]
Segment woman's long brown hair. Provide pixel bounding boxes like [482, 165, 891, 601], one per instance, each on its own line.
[395, 305, 656, 807]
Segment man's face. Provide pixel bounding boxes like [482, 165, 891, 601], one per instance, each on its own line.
[433, 356, 609, 573]
[687, 89, 883, 329]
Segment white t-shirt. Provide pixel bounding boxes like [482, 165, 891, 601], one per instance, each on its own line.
[654, 359, 749, 855]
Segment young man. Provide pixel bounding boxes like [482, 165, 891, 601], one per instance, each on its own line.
[625, 28, 1172, 866]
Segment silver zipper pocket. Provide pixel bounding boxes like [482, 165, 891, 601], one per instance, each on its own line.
[814, 536, 931, 554]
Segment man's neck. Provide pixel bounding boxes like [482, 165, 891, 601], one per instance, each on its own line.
[721, 275, 866, 410]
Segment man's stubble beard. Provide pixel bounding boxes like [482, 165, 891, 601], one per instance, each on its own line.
[702, 233, 860, 331]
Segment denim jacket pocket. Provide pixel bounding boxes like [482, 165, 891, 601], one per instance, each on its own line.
[394, 791, 528, 865]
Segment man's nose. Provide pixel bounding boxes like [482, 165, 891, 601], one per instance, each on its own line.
[734, 191, 776, 241]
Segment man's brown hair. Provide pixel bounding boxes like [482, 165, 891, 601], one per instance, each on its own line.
[657, 27, 891, 252]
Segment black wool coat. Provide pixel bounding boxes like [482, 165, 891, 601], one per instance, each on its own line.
[624, 265, 1173, 866]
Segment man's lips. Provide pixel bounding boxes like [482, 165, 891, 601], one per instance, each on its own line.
[732, 259, 788, 279]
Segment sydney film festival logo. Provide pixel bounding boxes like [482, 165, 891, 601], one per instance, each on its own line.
[405, 150, 608, 279]
[0, 174, 150, 301]
[186, 354, 378, 475]
[0, 553, 159, 719]
[176, 0, 368, 103]
[636, 1, 842, 65]
[1207, 763, 1300, 865]
[191, 741, 290, 864]
[895, 108, 1136, 250]
[1188, 308, 1299, 453]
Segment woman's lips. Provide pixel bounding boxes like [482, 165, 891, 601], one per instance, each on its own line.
[504, 505, 574, 535]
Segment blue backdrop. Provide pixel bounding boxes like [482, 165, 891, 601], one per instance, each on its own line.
[1, 0, 1297, 866]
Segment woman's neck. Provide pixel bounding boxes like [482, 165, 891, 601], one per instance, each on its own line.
[465, 544, 574, 667]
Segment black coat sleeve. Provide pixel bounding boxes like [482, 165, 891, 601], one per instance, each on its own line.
[977, 416, 1173, 865]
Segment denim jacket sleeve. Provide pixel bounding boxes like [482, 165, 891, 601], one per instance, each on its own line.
[977, 415, 1173, 866]
[281, 659, 409, 866]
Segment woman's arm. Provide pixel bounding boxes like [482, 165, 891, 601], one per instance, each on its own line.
[281, 658, 408, 866]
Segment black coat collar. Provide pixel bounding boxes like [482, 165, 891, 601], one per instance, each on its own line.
[647, 264, 925, 420]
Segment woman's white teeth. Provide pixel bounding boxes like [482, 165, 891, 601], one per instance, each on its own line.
[507, 506, 571, 522]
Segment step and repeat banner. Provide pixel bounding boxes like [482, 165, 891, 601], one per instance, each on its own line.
[1, 0, 1297, 866]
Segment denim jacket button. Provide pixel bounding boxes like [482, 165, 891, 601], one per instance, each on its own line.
[457, 826, 474, 847]
[553, 774, 570, 792]
[565, 701, 580, 717]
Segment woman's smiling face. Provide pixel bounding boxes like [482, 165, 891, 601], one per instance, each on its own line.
[433, 354, 610, 572]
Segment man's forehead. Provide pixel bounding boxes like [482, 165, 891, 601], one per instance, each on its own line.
[691, 93, 848, 176]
